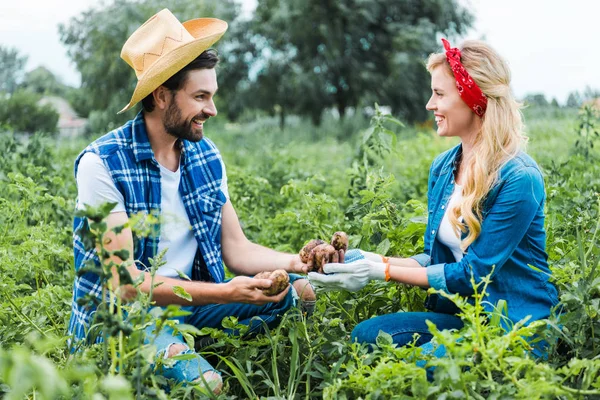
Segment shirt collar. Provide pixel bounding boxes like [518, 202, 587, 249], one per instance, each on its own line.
[131, 111, 155, 162]
[438, 143, 463, 176]
[452, 144, 463, 173]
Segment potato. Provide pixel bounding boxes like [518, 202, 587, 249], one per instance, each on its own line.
[330, 231, 348, 252]
[298, 232, 348, 273]
[313, 243, 338, 274]
[254, 269, 290, 296]
[299, 239, 326, 264]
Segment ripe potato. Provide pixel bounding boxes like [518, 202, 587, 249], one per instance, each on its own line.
[331, 231, 348, 252]
[313, 243, 338, 273]
[254, 269, 290, 296]
[299, 239, 326, 264]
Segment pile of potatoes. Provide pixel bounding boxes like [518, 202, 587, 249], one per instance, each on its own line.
[299, 231, 348, 274]
[252, 231, 348, 296]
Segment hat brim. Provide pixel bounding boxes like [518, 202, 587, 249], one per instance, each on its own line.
[118, 18, 227, 114]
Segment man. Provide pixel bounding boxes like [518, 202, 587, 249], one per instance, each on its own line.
[68, 9, 315, 393]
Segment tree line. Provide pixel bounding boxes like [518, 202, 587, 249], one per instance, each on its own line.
[1, 0, 597, 135]
[58, 0, 473, 132]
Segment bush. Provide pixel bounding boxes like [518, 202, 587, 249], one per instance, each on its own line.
[0, 90, 59, 134]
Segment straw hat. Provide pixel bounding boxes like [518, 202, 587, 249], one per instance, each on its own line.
[118, 9, 228, 113]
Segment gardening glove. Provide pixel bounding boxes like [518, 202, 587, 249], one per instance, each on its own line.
[344, 248, 389, 264]
[308, 259, 389, 292]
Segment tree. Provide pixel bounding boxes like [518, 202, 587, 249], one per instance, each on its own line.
[523, 93, 549, 107]
[59, 0, 240, 132]
[248, 0, 473, 124]
[20, 66, 70, 97]
[583, 86, 600, 102]
[566, 91, 582, 109]
[0, 90, 59, 134]
[0, 46, 28, 95]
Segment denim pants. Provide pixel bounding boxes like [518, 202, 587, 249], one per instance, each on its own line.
[351, 311, 464, 352]
[147, 274, 303, 384]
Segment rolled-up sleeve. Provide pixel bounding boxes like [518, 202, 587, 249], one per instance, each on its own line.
[443, 167, 545, 296]
[426, 262, 449, 292]
[411, 253, 431, 267]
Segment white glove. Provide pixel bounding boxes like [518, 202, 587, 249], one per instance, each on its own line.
[360, 250, 388, 263]
[308, 259, 388, 292]
[343, 249, 388, 264]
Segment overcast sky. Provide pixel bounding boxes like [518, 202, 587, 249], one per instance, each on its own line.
[1, 0, 598, 104]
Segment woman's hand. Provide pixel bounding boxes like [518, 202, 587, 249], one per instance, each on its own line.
[359, 250, 388, 263]
[307, 259, 387, 292]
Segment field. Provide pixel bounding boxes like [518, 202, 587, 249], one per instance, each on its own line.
[1, 105, 599, 399]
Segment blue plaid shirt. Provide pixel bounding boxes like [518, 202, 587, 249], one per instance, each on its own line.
[68, 111, 227, 342]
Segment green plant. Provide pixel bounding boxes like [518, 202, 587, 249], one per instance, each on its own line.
[573, 104, 600, 160]
[0, 90, 59, 134]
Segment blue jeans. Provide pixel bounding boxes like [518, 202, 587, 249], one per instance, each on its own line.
[147, 274, 303, 384]
[351, 311, 464, 347]
[352, 311, 463, 380]
[354, 310, 462, 368]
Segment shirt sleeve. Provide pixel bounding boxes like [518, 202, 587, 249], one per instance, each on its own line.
[220, 158, 229, 199]
[426, 166, 545, 295]
[76, 152, 126, 213]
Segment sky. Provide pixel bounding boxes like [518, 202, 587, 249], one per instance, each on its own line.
[1, 0, 598, 104]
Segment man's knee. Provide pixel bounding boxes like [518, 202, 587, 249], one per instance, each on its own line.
[166, 343, 188, 358]
[292, 278, 316, 301]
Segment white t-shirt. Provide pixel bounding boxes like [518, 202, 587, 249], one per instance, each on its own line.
[437, 184, 464, 262]
[76, 152, 229, 279]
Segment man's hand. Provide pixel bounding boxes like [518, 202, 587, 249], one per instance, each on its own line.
[307, 259, 387, 292]
[223, 276, 290, 305]
[287, 254, 309, 274]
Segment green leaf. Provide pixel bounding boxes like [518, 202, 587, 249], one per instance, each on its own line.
[175, 269, 191, 281]
[169, 353, 197, 361]
[112, 249, 130, 261]
[376, 238, 391, 256]
[375, 330, 393, 347]
[172, 286, 192, 302]
[117, 264, 133, 286]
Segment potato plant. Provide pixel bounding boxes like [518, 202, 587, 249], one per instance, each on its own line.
[1, 106, 600, 399]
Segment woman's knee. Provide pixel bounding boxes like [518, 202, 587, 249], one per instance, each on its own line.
[351, 320, 378, 344]
[351, 313, 436, 347]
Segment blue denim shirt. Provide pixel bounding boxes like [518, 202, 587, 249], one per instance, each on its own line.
[411, 144, 559, 326]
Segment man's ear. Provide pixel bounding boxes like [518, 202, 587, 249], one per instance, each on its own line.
[153, 86, 172, 110]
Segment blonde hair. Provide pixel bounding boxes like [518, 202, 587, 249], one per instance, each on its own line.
[426, 40, 527, 250]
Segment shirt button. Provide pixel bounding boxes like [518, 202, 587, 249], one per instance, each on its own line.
[431, 229, 436, 235]
[441, 205, 445, 210]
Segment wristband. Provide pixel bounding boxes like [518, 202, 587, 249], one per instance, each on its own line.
[384, 262, 391, 282]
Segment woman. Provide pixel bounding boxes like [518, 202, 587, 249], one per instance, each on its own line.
[309, 39, 559, 352]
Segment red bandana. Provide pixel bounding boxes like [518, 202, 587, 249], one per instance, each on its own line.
[442, 38, 487, 117]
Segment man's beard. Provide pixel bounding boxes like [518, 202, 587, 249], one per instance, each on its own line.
[163, 100, 210, 142]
